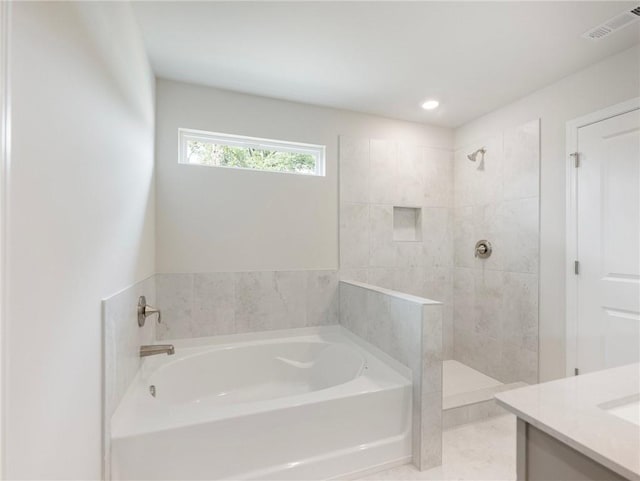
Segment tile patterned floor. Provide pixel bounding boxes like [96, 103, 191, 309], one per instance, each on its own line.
[360, 415, 517, 481]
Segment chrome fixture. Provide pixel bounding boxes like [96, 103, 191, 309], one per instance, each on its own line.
[140, 344, 175, 357]
[467, 147, 486, 162]
[475, 240, 492, 259]
[138, 295, 161, 327]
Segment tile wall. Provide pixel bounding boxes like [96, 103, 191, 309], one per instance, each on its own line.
[102, 276, 156, 479]
[338, 137, 455, 358]
[155, 270, 339, 339]
[339, 280, 443, 470]
[452, 119, 540, 384]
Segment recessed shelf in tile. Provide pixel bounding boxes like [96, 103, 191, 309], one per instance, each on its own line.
[393, 206, 422, 242]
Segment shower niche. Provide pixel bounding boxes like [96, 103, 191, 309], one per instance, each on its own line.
[393, 206, 422, 242]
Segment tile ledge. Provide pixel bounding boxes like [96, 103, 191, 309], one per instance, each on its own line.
[340, 280, 442, 305]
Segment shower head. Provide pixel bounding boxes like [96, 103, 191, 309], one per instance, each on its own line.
[467, 148, 486, 162]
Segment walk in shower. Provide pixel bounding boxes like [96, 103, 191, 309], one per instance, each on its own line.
[338, 119, 540, 427]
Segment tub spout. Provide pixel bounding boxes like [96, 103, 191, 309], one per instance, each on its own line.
[140, 344, 175, 357]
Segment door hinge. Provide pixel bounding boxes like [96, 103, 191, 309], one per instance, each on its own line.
[570, 152, 580, 167]
[574, 260, 580, 275]
[574, 368, 580, 376]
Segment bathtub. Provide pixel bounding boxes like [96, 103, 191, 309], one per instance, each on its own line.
[110, 326, 412, 480]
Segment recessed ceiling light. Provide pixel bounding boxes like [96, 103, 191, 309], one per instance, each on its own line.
[421, 99, 439, 110]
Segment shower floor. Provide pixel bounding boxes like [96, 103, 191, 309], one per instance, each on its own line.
[443, 360, 502, 398]
[442, 360, 526, 428]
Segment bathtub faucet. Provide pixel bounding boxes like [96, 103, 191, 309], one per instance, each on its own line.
[140, 344, 175, 357]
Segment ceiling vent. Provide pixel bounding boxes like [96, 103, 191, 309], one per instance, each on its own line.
[582, 6, 640, 40]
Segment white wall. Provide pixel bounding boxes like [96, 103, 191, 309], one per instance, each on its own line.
[5, 2, 155, 479]
[455, 44, 640, 382]
[156, 79, 452, 273]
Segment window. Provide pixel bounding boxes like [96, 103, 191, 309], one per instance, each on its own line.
[179, 128, 325, 176]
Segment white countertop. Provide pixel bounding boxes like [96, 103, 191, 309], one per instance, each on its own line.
[496, 363, 640, 481]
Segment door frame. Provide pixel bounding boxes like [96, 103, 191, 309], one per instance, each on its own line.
[0, 1, 9, 477]
[565, 97, 640, 377]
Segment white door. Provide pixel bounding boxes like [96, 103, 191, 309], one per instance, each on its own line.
[576, 108, 640, 375]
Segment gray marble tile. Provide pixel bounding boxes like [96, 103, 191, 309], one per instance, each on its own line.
[306, 270, 338, 326]
[453, 206, 474, 268]
[422, 207, 453, 267]
[339, 268, 369, 283]
[420, 392, 443, 470]
[503, 119, 540, 201]
[442, 305, 454, 360]
[387, 296, 423, 367]
[424, 266, 453, 305]
[397, 142, 426, 206]
[472, 202, 506, 271]
[103, 276, 156, 480]
[370, 139, 398, 204]
[474, 135, 504, 206]
[234, 271, 307, 333]
[422, 305, 443, 395]
[156, 273, 193, 340]
[474, 269, 504, 341]
[366, 290, 394, 356]
[424, 148, 453, 208]
[370, 205, 396, 267]
[453, 267, 475, 333]
[340, 202, 370, 268]
[501, 344, 538, 385]
[339, 135, 370, 163]
[339, 281, 368, 339]
[502, 271, 538, 353]
[453, 148, 476, 208]
[104, 276, 157, 418]
[338, 281, 442, 472]
[396, 241, 425, 268]
[339, 136, 370, 204]
[502, 197, 539, 274]
[367, 267, 397, 290]
[454, 135, 503, 208]
[192, 272, 235, 337]
[394, 267, 428, 298]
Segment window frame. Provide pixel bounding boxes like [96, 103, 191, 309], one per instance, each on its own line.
[178, 128, 326, 176]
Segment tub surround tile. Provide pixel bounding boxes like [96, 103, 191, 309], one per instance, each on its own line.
[306, 270, 339, 327]
[339, 281, 443, 471]
[156, 273, 193, 339]
[193, 273, 236, 336]
[103, 276, 157, 422]
[102, 276, 156, 480]
[157, 270, 339, 340]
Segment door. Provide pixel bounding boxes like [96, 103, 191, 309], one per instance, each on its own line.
[576, 107, 640, 374]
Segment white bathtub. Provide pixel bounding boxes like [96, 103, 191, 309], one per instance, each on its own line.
[111, 326, 412, 480]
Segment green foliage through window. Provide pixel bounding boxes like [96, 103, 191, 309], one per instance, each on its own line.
[186, 140, 318, 174]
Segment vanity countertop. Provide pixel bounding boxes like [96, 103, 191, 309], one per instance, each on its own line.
[495, 363, 640, 481]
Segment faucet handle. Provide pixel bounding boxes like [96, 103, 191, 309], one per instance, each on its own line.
[138, 296, 161, 327]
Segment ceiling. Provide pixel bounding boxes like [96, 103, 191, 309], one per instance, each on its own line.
[131, 1, 640, 127]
